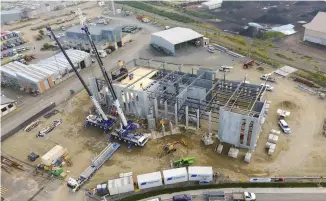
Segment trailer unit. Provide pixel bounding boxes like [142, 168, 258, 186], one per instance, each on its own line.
[163, 167, 188, 185]
[188, 166, 213, 182]
[137, 171, 163, 190]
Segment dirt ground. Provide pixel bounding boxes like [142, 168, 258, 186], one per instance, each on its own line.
[2, 60, 326, 201]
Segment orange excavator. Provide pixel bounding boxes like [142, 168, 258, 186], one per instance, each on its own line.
[163, 139, 187, 154]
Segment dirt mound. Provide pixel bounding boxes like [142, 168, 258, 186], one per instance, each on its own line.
[277, 100, 299, 110]
[239, 26, 265, 38]
[254, 14, 290, 25]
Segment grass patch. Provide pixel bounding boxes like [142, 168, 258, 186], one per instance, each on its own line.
[295, 70, 326, 87]
[117, 1, 195, 23]
[275, 53, 295, 61]
[183, 10, 216, 19]
[224, 35, 247, 46]
[120, 182, 326, 201]
[263, 31, 285, 40]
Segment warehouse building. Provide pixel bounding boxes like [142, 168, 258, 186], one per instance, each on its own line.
[201, 0, 223, 10]
[63, 24, 123, 51]
[1, 97, 17, 117]
[150, 27, 208, 56]
[0, 49, 91, 93]
[303, 12, 326, 46]
[1, 9, 27, 24]
[91, 59, 268, 151]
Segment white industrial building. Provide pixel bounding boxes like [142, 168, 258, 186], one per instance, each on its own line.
[0, 49, 91, 93]
[150, 27, 209, 56]
[1, 97, 17, 117]
[303, 12, 326, 46]
[201, 0, 223, 10]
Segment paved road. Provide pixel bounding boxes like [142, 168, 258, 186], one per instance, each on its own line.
[188, 194, 326, 201]
[0, 16, 160, 137]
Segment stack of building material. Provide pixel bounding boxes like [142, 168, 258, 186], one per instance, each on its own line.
[244, 152, 252, 163]
[271, 129, 281, 135]
[268, 134, 279, 144]
[216, 144, 223, 154]
[228, 148, 239, 158]
[266, 142, 276, 155]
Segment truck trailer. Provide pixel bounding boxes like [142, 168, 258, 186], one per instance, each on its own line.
[67, 143, 120, 192]
[205, 191, 256, 201]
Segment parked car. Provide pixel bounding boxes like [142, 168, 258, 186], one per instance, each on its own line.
[172, 194, 192, 201]
[12, 49, 17, 54]
[21, 47, 26, 51]
[17, 48, 22, 52]
[261, 83, 274, 91]
[278, 119, 291, 134]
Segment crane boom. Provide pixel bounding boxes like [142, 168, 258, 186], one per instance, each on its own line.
[81, 25, 128, 127]
[45, 26, 108, 121]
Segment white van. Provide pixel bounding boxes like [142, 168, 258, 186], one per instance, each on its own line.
[278, 119, 291, 133]
[90, 49, 107, 58]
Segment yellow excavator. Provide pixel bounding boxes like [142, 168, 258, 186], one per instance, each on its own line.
[163, 139, 187, 154]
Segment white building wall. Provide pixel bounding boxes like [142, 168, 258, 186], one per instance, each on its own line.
[1, 103, 16, 117]
[150, 35, 176, 55]
[303, 29, 326, 46]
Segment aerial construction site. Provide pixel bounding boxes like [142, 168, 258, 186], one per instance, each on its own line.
[1, 1, 326, 201]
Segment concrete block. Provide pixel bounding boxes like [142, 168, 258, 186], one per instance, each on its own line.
[268, 134, 279, 144]
[228, 148, 239, 159]
[244, 152, 252, 163]
[268, 148, 275, 155]
[216, 144, 223, 154]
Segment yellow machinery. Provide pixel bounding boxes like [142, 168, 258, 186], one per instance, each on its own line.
[163, 139, 187, 154]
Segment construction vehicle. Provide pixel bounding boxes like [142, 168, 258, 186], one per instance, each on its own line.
[260, 74, 276, 82]
[173, 157, 195, 168]
[67, 143, 120, 192]
[46, 26, 116, 134]
[243, 59, 254, 69]
[77, 9, 149, 148]
[163, 140, 187, 154]
[205, 191, 256, 201]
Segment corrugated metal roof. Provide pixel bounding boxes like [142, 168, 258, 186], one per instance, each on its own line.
[1, 96, 16, 105]
[66, 24, 117, 36]
[1, 9, 22, 15]
[303, 12, 326, 33]
[152, 27, 203, 45]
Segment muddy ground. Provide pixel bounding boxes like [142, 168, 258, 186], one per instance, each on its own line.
[2, 61, 326, 201]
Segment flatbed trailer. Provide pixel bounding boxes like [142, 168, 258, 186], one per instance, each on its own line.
[206, 191, 256, 201]
[67, 143, 120, 192]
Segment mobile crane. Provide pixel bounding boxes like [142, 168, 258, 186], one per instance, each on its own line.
[46, 26, 119, 192]
[45, 26, 116, 133]
[80, 23, 149, 148]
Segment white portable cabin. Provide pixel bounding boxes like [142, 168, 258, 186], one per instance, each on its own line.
[162, 167, 188, 185]
[41, 145, 67, 166]
[108, 176, 134, 195]
[137, 171, 162, 190]
[188, 166, 213, 182]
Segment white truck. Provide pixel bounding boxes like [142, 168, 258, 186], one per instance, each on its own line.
[206, 191, 256, 201]
[67, 143, 120, 192]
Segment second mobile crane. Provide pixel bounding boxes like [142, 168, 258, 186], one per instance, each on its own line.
[80, 23, 149, 148]
[46, 26, 116, 133]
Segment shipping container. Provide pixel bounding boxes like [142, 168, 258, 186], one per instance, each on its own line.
[163, 167, 188, 185]
[137, 171, 162, 190]
[41, 145, 67, 166]
[188, 166, 213, 182]
[108, 175, 134, 195]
